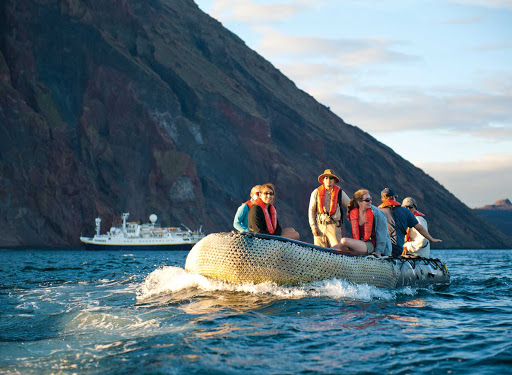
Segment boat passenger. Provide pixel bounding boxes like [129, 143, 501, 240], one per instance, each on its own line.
[233, 185, 261, 232]
[308, 169, 350, 247]
[378, 188, 441, 257]
[248, 183, 300, 240]
[334, 189, 391, 257]
[401, 197, 430, 258]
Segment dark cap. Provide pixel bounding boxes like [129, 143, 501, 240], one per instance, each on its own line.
[381, 188, 397, 198]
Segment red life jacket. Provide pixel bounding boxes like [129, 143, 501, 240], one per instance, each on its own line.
[317, 185, 340, 216]
[245, 200, 254, 209]
[378, 199, 401, 209]
[349, 208, 374, 241]
[255, 198, 278, 234]
[406, 211, 426, 241]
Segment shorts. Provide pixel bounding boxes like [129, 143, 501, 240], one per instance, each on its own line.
[364, 241, 375, 255]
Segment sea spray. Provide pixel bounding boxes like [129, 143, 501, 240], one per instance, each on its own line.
[136, 266, 408, 302]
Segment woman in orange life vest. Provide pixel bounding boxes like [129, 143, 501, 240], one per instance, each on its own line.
[248, 183, 300, 240]
[334, 189, 392, 257]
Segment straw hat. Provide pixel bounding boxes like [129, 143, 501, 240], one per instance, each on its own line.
[318, 169, 340, 184]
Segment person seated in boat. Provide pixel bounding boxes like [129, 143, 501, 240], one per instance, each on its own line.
[248, 183, 300, 240]
[401, 197, 430, 258]
[333, 189, 391, 257]
[378, 188, 441, 257]
[308, 169, 350, 248]
[233, 185, 261, 232]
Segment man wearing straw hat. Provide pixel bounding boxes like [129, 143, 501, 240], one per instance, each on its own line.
[308, 169, 350, 247]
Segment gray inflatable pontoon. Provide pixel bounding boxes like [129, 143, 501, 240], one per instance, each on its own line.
[185, 232, 450, 288]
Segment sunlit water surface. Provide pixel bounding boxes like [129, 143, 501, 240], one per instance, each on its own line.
[1, 249, 511, 374]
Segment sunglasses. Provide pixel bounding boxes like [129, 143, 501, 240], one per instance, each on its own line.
[360, 198, 372, 202]
[261, 191, 274, 196]
[324, 176, 335, 180]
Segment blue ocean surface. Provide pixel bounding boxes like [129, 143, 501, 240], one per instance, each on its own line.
[1, 249, 511, 374]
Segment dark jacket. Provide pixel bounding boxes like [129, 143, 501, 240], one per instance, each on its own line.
[248, 204, 282, 235]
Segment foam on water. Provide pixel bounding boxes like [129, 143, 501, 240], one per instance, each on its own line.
[137, 266, 415, 302]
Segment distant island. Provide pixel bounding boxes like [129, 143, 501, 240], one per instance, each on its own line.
[474, 199, 512, 239]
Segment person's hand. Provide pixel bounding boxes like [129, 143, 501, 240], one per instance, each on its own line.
[431, 238, 442, 243]
[372, 252, 382, 258]
[312, 227, 320, 236]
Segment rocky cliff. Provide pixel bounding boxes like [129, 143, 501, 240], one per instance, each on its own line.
[1, 0, 511, 249]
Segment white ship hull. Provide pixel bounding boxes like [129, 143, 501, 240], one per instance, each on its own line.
[79, 237, 200, 251]
[80, 212, 205, 251]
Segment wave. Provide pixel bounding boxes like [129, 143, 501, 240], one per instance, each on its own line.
[136, 266, 417, 302]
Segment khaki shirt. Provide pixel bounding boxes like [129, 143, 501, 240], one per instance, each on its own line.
[308, 187, 350, 228]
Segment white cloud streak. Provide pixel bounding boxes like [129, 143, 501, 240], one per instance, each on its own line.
[442, 15, 484, 24]
[209, 0, 307, 24]
[320, 88, 512, 138]
[450, 0, 512, 10]
[256, 28, 418, 66]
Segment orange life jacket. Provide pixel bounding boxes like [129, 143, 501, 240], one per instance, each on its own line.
[378, 199, 401, 209]
[255, 198, 278, 234]
[245, 200, 254, 209]
[349, 208, 374, 241]
[317, 185, 340, 216]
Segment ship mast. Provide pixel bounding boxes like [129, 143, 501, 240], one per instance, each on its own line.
[122, 213, 129, 232]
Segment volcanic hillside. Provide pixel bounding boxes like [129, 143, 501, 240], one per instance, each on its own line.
[1, 0, 511, 248]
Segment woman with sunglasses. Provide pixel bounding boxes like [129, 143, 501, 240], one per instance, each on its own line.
[334, 189, 391, 256]
[248, 183, 300, 240]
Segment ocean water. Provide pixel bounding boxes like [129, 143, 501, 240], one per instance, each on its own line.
[1, 249, 511, 375]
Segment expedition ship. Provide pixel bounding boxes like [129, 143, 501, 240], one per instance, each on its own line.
[80, 213, 205, 251]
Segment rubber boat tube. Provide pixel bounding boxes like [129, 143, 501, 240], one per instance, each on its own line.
[185, 232, 450, 288]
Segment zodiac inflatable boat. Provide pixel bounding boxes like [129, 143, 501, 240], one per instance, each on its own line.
[185, 232, 450, 289]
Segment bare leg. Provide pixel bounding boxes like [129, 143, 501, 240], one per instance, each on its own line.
[282, 227, 300, 241]
[334, 237, 368, 256]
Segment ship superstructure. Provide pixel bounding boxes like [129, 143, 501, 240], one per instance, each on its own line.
[80, 213, 205, 250]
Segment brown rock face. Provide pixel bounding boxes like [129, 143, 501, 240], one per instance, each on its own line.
[477, 199, 512, 210]
[1, 0, 511, 249]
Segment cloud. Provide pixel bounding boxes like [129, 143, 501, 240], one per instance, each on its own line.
[208, 0, 307, 24]
[471, 41, 512, 51]
[256, 28, 419, 66]
[450, 0, 512, 10]
[417, 153, 512, 207]
[442, 15, 484, 24]
[206, 0, 339, 24]
[299, 78, 512, 137]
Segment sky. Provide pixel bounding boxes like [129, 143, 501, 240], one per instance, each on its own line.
[194, 0, 512, 208]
